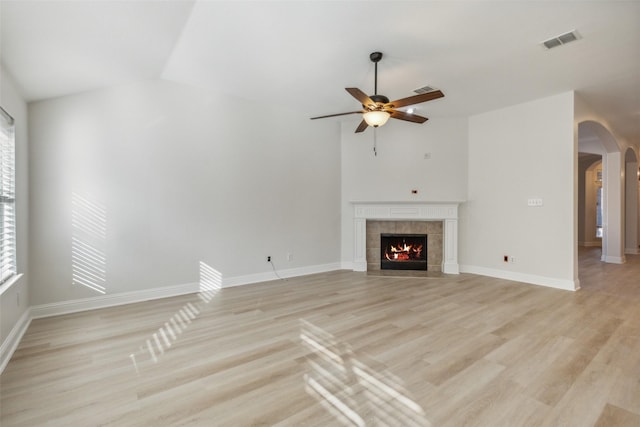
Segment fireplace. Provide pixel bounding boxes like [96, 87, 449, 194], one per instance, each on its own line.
[380, 234, 428, 270]
[352, 202, 460, 274]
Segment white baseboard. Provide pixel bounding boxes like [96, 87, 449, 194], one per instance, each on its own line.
[20, 261, 344, 322]
[30, 282, 199, 319]
[0, 308, 32, 374]
[223, 262, 343, 288]
[625, 247, 640, 255]
[29, 263, 344, 317]
[340, 261, 354, 271]
[460, 265, 578, 291]
[603, 255, 626, 264]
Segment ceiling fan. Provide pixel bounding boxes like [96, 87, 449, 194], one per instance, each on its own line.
[311, 52, 444, 133]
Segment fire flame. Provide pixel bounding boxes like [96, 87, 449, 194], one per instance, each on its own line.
[385, 243, 423, 261]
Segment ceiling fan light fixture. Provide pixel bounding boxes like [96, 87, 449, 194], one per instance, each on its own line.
[363, 110, 390, 127]
[310, 52, 445, 133]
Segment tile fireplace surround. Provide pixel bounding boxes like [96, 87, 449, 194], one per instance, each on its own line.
[352, 202, 460, 274]
[369, 221, 441, 272]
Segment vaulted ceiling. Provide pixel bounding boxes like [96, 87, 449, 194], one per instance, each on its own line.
[1, 1, 638, 147]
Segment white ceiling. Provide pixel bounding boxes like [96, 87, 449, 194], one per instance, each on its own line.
[1, 1, 639, 147]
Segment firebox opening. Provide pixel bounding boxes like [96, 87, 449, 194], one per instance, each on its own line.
[380, 234, 428, 271]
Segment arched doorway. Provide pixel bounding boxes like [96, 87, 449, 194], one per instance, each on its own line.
[577, 120, 624, 264]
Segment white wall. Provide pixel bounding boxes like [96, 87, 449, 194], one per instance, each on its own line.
[0, 67, 30, 355]
[340, 117, 468, 265]
[625, 151, 639, 254]
[602, 151, 625, 263]
[28, 80, 342, 306]
[461, 92, 578, 290]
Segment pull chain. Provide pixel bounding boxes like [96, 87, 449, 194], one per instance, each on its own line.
[373, 127, 377, 156]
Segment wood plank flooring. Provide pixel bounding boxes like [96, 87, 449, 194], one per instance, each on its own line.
[1, 247, 639, 426]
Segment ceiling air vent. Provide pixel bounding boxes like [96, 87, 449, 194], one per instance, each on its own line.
[414, 85, 437, 94]
[542, 30, 581, 50]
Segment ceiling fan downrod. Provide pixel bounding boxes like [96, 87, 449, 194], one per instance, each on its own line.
[368, 52, 389, 107]
[370, 51, 382, 96]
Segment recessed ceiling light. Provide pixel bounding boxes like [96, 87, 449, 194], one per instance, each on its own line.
[541, 29, 581, 50]
[407, 108, 415, 114]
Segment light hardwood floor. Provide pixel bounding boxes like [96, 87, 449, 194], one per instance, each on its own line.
[1, 247, 639, 426]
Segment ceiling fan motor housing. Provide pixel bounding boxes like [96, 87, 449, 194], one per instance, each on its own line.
[368, 94, 390, 109]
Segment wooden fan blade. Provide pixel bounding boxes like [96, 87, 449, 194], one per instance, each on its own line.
[310, 111, 363, 120]
[390, 110, 429, 124]
[386, 90, 444, 109]
[346, 88, 375, 108]
[355, 119, 369, 133]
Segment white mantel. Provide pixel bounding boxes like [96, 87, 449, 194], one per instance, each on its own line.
[352, 201, 461, 274]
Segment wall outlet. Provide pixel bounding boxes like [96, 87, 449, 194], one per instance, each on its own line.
[267, 256, 271, 262]
[503, 255, 509, 262]
[287, 252, 292, 262]
[510, 256, 516, 263]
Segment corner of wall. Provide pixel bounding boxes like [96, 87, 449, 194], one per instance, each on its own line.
[0, 65, 31, 369]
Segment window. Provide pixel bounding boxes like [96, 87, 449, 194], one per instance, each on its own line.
[0, 106, 16, 285]
[596, 186, 603, 238]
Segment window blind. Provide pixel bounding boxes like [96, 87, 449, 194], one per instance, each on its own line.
[0, 107, 16, 285]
